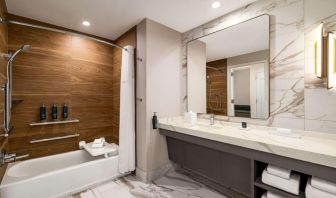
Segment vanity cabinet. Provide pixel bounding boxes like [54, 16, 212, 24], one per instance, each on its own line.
[161, 129, 336, 198]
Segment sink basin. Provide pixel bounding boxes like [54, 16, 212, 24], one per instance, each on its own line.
[189, 123, 223, 130]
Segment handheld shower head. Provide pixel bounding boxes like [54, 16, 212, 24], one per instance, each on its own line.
[21, 45, 31, 52]
[3, 44, 31, 135]
[8, 44, 31, 62]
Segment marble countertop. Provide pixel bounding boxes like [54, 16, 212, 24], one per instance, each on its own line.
[159, 117, 336, 169]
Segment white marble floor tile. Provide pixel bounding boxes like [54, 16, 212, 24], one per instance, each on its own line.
[71, 169, 228, 198]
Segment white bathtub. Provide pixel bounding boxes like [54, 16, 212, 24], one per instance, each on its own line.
[0, 149, 123, 198]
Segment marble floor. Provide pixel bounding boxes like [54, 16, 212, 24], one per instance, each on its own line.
[70, 169, 228, 198]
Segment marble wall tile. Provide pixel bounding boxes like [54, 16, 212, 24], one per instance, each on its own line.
[304, 0, 336, 133]
[182, 0, 305, 129]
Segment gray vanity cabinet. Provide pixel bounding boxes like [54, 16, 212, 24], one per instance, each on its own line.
[161, 128, 336, 198]
[166, 131, 252, 197]
[219, 152, 251, 196]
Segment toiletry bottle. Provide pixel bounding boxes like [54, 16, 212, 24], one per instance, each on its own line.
[51, 104, 58, 120]
[152, 112, 158, 129]
[242, 122, 247, 128]
[40, 104, 46, 121]
[63, 103, 68, 119]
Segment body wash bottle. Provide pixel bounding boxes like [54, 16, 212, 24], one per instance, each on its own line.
[40, 104, 46, 121]
[51, 104, 58, 120]
[63, 103, 68, 119]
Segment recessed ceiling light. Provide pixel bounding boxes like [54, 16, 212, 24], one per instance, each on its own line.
[82, 21, 91, 26]
[212, 1, 221, 9]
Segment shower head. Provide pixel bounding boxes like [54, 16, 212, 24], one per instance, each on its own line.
[8, 44, 31, 62]
[21, 45, 31, 52]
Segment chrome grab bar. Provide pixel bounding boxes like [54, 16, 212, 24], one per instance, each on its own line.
[30, 133, 80, 144]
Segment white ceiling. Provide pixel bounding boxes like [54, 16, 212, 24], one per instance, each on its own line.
[5, 0, 256, 40]
[198, 15, 269, 62]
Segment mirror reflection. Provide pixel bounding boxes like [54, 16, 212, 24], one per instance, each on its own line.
[187, 15, 270, 119]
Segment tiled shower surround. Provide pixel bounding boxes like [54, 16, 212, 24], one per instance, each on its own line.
[181, 0, 336, 132]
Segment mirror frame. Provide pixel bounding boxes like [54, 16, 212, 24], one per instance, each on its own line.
[186, 14, 271, 119]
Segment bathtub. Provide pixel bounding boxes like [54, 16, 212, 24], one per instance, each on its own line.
[0, 148, 123, 198]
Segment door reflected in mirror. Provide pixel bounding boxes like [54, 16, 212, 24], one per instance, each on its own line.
[187, 14, 270, 119]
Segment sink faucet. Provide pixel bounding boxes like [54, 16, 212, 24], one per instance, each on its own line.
[210, 114, 215, 125]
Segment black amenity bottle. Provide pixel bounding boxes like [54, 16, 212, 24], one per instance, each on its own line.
[152, 112, 158, 129]
[51, 104, 58, 120]
[39, 104, 46, 121]
[63, 103, 68, 119]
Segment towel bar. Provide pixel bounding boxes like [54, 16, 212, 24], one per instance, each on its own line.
[30, 133, 80, 144]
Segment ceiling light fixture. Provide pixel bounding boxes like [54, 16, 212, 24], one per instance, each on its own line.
[212, 1, 221, 9]
[82, 21, 91, 26]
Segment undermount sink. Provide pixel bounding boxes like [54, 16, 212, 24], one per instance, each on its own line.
[188, 123, 223, 130]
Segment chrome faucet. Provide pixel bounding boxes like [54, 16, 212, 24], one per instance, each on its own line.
[210, 114, 215, 125]
[0, 151, 16, 166]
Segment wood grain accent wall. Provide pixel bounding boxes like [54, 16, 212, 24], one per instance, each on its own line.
[112, 27, 136, 144]
[0, 0, 7, 144]
[0, 0, 8, 180]
[206, 59, 227, 115]
[7, 20, 136, 159]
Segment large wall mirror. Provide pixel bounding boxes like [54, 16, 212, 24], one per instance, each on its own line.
[187, 14, 270, 119]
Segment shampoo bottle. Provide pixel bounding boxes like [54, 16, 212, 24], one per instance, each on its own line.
[39, 104, 46, 121]
[51, 104, 58, 120]
[63, 103, 68, 119]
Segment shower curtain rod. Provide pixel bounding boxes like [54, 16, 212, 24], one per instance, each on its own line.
[5, 19, 127, 51]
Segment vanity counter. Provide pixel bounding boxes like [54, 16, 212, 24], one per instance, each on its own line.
[158, 117, 336, 169]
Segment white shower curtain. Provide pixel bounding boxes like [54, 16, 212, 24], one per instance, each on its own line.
[118, 45, 135, 174]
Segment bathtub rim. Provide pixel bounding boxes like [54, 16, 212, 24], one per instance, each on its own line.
[0, 149, 118, 188]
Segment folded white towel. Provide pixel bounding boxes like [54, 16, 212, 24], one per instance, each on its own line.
[92, 142, 104, 148]
[93, 138, 104, 144]
[267, 191, 287, 198]
[261, 192, 267, 198]
[262, 170, 300, 195]
[266, 165, 291, 180]
[306, 179, 336, 198]
[311, 177, 336, 195]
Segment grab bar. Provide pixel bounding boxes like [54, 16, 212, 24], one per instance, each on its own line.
[30, 133, 80, 144]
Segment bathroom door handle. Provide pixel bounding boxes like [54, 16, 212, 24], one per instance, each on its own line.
[136, 98, 143, 102]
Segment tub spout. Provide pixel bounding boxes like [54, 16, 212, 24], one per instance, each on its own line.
[1, 151, 16, 165]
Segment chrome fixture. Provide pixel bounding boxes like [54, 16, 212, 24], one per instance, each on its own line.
[210, 114, 215, 125]
[8, 20, 126, 51]
[30, 133, 80, 144]
[0, 151, 16, 166]
[2, 45, 31, 136]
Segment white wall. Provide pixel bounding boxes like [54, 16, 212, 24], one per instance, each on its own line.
[187, 40, 206, 113]
[136, 20, 148, 176]
[136, 19, 182, 182]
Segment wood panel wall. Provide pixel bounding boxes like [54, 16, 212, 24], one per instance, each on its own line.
[7, 19, 136, 159]
[0, 0, 8, 180]
[111, 27, 136, 144]
[0, 0, 7, 145]
[206, 59, 227, 115]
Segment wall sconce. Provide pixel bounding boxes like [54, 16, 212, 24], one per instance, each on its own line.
[314, 23, 324, 78]
[328, 32, 336, 89]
